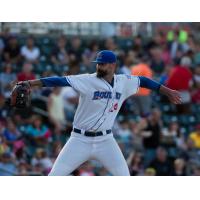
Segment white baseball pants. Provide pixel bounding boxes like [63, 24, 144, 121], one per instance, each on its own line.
[48, 132, 130, 176]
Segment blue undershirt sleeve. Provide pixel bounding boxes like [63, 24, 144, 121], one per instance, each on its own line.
[40, 76, 71, 87]
[138, 76, 161, 92]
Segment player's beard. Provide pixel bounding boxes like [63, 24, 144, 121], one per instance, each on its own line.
[96, 69, 108, 78]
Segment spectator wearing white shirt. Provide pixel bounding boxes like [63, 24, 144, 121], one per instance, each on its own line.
[20, 36, 40, 64]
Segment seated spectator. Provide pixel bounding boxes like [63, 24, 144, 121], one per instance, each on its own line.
[0, 152, 17, 176]
[128, 151, 143, 176]
[25, 115, 51, 145]
[171, 158, 186, 176]
[104, 37, 117, 52]
[189, 124, 200, 149]
[150, 47, 165, 75]
[191, 66, 200, 103]
[161, 43, 172, 65]
[47, 87, 66, 135]
[0, 63, 17, 98]
[149, 147, 172, 176]
[0, 36, 5, 56]
[78, 162, 95, 176]
[68, 36, 83, 63]
[0, 135, 9, 156]
[144, 167, 156, 176]
[20, 36, 40, 64]
[166, 56, 193, 114]
[3, 35, 21, 65]
[0, 94, 10, 122]
[132, 35, 145, 57]
[192, 165, 200, 176]
[135, 108, 162, 166]
[17, 62, 36, 81]
[131, 55, 153, 115]
[119, 50, 136, 75]
[51, 35, 69, 66]
[161, 121, 185, 151]
[17, 160, 30, 176]
[60, 86, 79, 122]
[31, 148, 53, 175]
[3, 119, 24, 154]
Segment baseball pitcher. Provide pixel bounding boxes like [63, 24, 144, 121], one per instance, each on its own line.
[11, 50, 182, 176]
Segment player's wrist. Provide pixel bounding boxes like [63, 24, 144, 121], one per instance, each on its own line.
[159, 85, 171, 96]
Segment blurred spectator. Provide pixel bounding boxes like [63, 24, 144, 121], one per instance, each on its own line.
[79, 162, 95, 176]
[193, 43, 200, 65]
[135, 108, 162, 166]
[144, 167, 156, 176]
[3, 35, 21, 65]
[105, 37, 117, 52]
[119, 50, 136, 75]
[191, 66, 200, 103]
[166, 56, 193, 114]
[68, 36, 83, 63]
[0, 63, 16, 97]
[0, 94, 10, 121]
[47, 87, 66, 135]
[150, 47, 165, 75]
[25, 115, 51, 146]
[61, 86, 79, 122]
[128, 151, 143, 176]
[171, 158, 186, 176]
[17, 62, 36, 81]
[81, 41, 100, 73]
[0, 153, 17, 176]
[31, 163, 43, 175]
[161, 43, 172, 65]
[51, 35, 69, 66]
[189, 124, 200, 149]
[31, 148, 53, 175]
[3, 119, 25, 154]
[0, 123, 10, 156]
[20, 36, 40, 64]
[169, 31, 184, 60]
[149, 147, 172, 176]
[132, 35, 145, 57]
[17, 160, 30, 176]
[192, 165, 200, 176]
[0, 37, 5, 56]
[131, 55, 153, 115]
[161, 121, 185, 157]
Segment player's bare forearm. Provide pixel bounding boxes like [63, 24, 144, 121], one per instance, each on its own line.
[18, 79, 43, 88]
[159, 85, 182, 104]
[29, 79, 43, 87]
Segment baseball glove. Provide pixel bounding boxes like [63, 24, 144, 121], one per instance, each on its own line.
[10, 81, 31, 108]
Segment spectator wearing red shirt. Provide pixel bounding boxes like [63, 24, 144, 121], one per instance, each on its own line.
[17, 63, 36, 82]
[166, 56, 193, 114]
[191, 66, 200, 103]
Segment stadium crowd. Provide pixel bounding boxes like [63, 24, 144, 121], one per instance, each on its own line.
[0, 24, 200, 176]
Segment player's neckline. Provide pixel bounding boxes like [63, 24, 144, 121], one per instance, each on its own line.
[101, 76, 114, 88]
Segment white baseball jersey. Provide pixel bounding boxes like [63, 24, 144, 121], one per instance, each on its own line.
[66, 73, 140, 131]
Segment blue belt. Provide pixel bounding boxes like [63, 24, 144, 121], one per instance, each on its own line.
[73, 128, 111, 137]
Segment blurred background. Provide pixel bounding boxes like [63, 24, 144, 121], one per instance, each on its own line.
[0, 22, 200, 176]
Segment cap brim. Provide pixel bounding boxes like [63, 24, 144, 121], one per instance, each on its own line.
[91, 61, 106, 64]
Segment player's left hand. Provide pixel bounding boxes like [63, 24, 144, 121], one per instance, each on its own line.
[160, 85, 182, 104]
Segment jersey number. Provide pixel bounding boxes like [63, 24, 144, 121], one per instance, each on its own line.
[109, 103, 118, 112]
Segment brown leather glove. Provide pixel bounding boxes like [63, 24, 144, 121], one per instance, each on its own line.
[10, 81, 31, 108]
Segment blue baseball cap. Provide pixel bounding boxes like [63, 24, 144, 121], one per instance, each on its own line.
[92, 50, 117, 64]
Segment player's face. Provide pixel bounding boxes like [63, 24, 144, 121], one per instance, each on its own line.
[96, 63, 113, 78]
